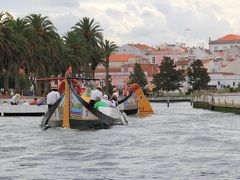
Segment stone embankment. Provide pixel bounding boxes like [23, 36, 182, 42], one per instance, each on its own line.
[192, 93, 240, 113]
[148, 96, 191, 102]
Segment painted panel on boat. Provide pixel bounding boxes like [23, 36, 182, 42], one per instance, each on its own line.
[49, 96, 65, 122]
[70, 88, 98, 120]
[123, 93, 138, 110]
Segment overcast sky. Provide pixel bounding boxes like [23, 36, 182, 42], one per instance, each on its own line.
[1, 0, 240, 48]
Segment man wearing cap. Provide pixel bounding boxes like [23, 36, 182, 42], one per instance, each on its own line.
[11, 93, 20, 105]
[89, 86, 103, 108]
[47, 86, 60, 109]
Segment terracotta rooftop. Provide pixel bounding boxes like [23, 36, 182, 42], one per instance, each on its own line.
[121, 63, 159, 76]
[129, 43, 157, 52]
[109, 54, 136, 62]
[208, 72, 235, 75]
[212, 34, 240, 43]
[95, 67, 121, 73]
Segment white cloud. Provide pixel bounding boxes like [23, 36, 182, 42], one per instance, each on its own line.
[0, 0, 239, 48]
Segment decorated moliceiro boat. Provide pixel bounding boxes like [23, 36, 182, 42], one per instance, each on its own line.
[118, 83, 154, 115]
[41, 78, 127, 130]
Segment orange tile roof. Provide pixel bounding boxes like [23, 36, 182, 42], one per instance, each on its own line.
[109, 54, 136, 62]
[121, 63, 159, 76]
[215, 34, 240, 42]
[208, 72, 235, 75]
[129, 43, 157, 52]
[95, 67, 121, 73]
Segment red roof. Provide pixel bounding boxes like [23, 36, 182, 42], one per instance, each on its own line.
[95, 67, 121, 73]
[214, 34, 240, 42]
[208, 72, 235, 75]
[129, 43, 157, 52]
[109, 54, 136, 62]
[121, 63, 159, 76]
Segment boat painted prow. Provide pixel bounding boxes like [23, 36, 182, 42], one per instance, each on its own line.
[118, 83, 154, 116]
[41, 79, 126, 130]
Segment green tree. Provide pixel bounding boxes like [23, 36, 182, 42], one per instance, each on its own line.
[129, 63, 148, 88]
[101, 39, 118, 94]
[25, 14, 60, 95]
[8, 17, 30, 93]
[187, 59, 210, 91]
[0, 12, 14, 93]
[153, 57, 185, 92]
[63, 31, 88, 74]
[73, 17, 103, 77]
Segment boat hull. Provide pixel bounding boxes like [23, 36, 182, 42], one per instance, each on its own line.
[48, 119, 112, 130]
[42, 80, 124, 130]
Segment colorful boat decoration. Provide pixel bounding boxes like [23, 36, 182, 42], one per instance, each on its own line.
[118, 83, 154, 115]
[41, 79, 127, 130]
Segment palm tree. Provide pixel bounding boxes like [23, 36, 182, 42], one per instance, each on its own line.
[0, 12, 14, 93]
[63, 31, 89, 74]
[72, 17, 103, 77]
[89, 47, 105, 78]
[101, 39, 118, 94]
[8, 17, 30, 93]
[25, 14, 59, 95]
[73, 17, 103, 47]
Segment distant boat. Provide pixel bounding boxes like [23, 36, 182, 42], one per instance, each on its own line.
[118, 90, 138, 115]
[0, 104, 47, 116]
[41, 79, 127, 130]
[118, 83, 154, 116]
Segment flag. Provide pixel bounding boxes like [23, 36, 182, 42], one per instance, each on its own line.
[65, 66, 72, 77]
[123, 79, 129, 96]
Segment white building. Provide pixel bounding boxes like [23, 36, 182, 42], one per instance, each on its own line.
[116, 43, 157, 64]
[208, 72, 240, 89]
[209, 34, 240, 53]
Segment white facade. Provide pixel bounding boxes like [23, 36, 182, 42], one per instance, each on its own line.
[188, 47, 211, 60]
[116, 44, 145, 56]
[209, 43, 240, 53]
[208, 73, 240, 89]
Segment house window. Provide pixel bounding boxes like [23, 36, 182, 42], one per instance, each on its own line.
[124, 68, 128, 72]
[233, 82, 235, 86]
[218, 81, 220, 86]
[152, 57, 155, 63]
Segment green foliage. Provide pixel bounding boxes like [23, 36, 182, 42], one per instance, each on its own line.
[101, 39, 118, 94]
[128, 63, 148, 87]
[153, 57, 185, 92]
[0, 12, 119, 95]
[187, 59, 210, 91]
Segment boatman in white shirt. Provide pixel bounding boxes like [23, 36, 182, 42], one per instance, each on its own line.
[89, 86, 103, 108]
[47, 85, 60, 109]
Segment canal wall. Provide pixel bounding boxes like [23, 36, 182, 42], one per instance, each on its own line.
[148, 96, 191, 102]
[193, 93, 240, 114]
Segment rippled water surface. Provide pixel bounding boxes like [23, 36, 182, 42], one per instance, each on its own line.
[1, 102, 240, 179]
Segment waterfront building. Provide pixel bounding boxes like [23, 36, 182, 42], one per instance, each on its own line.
[116, 43, 157, 64]
[209, 34, 240, 53]
[208, 72, 240, 89]
[94, 64, 159, 93]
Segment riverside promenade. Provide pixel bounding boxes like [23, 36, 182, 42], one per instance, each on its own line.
[192, 93, 240, 113]
[148, 96, 191, 102]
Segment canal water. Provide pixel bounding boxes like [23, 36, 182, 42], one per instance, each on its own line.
[1, 102, 240, 179]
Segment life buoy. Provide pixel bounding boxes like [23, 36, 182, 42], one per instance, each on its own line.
[58, 79, 84, 94]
